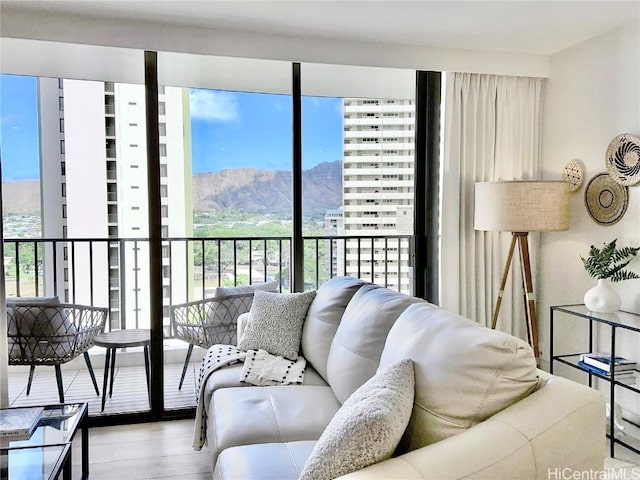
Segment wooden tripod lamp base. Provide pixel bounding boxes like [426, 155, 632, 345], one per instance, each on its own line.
[474, 181, 570, 360]
[491, 232, 538, 357]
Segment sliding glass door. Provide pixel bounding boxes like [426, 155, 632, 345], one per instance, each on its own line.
[300, 63, 416, 293]
[156, 52, 292, 410]
[1, 43, 154, 419]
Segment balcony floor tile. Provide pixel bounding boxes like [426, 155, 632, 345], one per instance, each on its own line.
[8, 361, 200, 415]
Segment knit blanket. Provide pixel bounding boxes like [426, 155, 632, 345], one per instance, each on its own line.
[240, 349, 306, 386]
[193, 344, 306, 450]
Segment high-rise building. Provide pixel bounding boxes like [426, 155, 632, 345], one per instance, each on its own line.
[38, 78, 192, 330]
[323, 208, 344, 277]
[342, 98, 415, 293]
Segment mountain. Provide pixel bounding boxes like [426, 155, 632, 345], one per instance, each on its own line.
[192, 160, 342, 214]
[1, 180, 40, 213]
[2, 160, 343, 215]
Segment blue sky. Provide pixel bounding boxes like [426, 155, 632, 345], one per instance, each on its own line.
[0, 75, 40, 181]
[0, 75, 342, 180]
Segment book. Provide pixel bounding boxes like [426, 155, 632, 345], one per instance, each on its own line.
[580, 353, 636, 373]
[0, 406, 43, 440]
[577, 361, 637, 383]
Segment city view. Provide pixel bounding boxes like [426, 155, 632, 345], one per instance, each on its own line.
[0, 73, 416, 331]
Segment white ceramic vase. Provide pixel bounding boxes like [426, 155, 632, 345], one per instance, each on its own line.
[584, 278, 621, 313]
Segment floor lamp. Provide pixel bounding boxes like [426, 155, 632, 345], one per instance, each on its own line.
[474, 181, 569, 357]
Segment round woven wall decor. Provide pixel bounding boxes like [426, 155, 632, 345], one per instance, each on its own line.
[562, 159, 584, 192]
[605, 133, 640, 186]
[584, 172, 629, 225]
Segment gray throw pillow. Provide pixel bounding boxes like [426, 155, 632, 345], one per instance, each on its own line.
[6, 296, 60, 305]
[7, 304, 76, 362]
[237, 290, 316, 361]
[214, 280, 279, 298]
[299, 359, 414, 480]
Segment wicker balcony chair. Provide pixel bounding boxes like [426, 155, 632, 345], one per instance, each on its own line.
[170, 281, 279, 390]
[170, 292, 258, 390]
[7, 299, 108, 403]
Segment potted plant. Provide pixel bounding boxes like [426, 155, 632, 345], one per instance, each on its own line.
[581, 239, 640, 313]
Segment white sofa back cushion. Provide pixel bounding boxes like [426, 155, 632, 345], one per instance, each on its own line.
[326, 285, 424, 404]
[379, 302, 540, 452]
[300, 276, 366, 382]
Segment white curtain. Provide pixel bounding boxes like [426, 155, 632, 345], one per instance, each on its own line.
[440, 73, 544, 341]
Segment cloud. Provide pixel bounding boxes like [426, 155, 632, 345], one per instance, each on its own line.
[189, 90, 239, 122]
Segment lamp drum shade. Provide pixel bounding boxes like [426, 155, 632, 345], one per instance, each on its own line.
[474, 181, 570, 232]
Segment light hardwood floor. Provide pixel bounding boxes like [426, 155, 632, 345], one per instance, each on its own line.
[606, 445, 640, 479]
[72, 418, 640, 480]
[71, 419, 212, 480]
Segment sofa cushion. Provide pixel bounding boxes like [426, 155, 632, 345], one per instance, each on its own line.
[205, 361, 327, 399]
[238, 290, 316, 360]
[300, 276, 366, 383]
[214, 441, 316, 480]
[299, 359, 414, 480]
[210, 385, 340, 464]
[326, 284, 424, 403]
[203, 362, 328, 425]
[214, 280, 279, 298]
[379, 302, 540, 452]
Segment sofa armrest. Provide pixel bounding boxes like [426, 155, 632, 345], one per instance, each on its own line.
[339, 371, 605, 480]
[236, 312, 251, 345]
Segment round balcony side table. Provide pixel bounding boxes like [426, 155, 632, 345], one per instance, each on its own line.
[93, 328, 151, 412]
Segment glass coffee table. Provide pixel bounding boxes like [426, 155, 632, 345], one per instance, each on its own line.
[1, 403, 89, 480]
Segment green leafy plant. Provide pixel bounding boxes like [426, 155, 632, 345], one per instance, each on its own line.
[581, 239, 640, 282]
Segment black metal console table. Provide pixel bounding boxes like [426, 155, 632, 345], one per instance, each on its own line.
[550, 304, 640, 458]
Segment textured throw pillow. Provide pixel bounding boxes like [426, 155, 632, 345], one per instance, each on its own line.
[299, 359, 415, 480]
[237, 290, 316, 361]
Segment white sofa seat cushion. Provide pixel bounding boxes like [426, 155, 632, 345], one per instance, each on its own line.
[326, 284, 425, 404]
[214, 441, 316, 480]
[203, 357, 328, 419]
[379, 302, 540, 452]
[210, 385, 340, 462]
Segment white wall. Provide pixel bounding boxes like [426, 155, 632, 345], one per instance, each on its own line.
[539, 21, 640, 368]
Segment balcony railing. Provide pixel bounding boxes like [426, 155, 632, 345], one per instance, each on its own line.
[3, 234, 413, 333]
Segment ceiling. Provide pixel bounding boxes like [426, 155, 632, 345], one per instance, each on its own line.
[2, 0, 639, 56]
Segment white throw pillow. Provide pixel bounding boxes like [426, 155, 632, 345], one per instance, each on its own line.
[299, 359, 415, 480]
[237, 290, 316, 361]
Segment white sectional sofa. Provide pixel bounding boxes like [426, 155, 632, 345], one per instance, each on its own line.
[199, 276, 605, 480]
